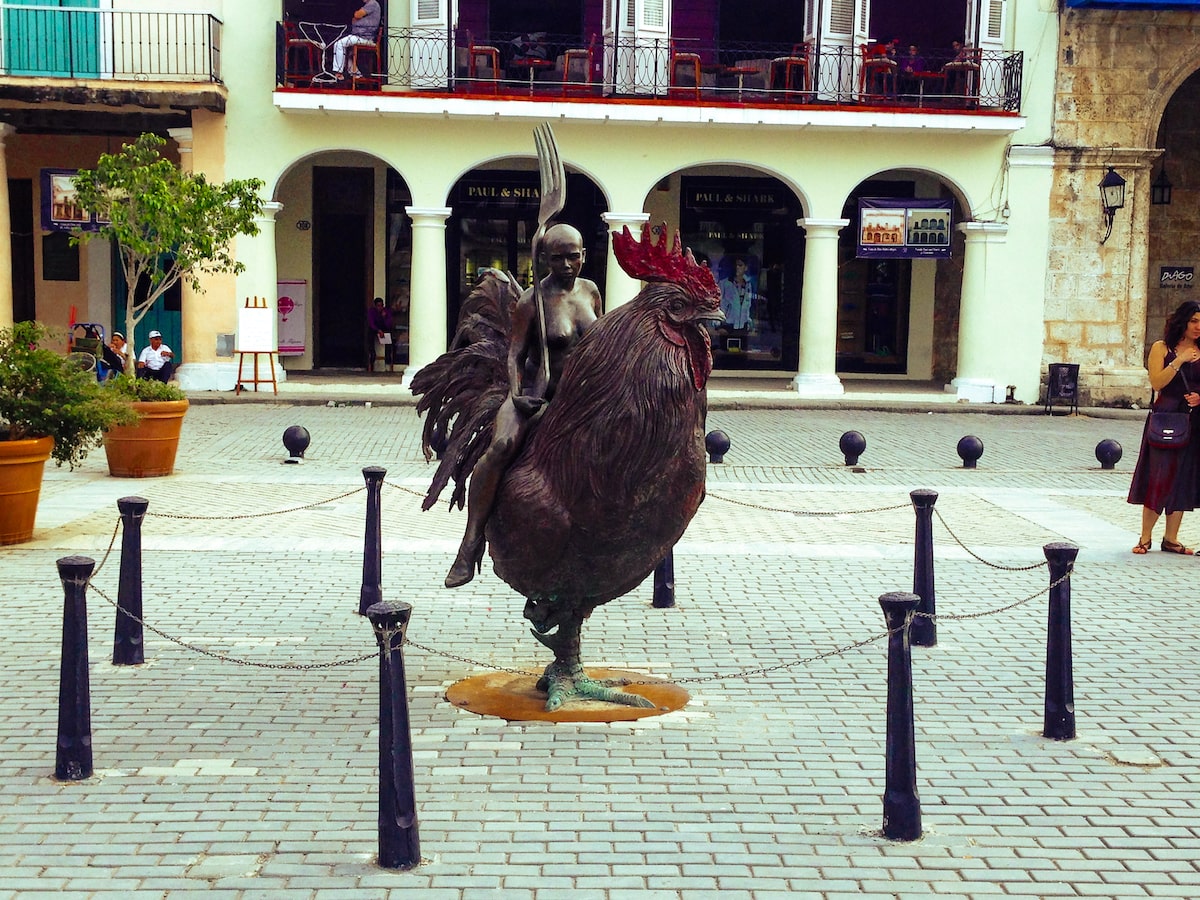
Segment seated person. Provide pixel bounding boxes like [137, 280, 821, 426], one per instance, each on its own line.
[102, 330, 132, 377]
[136, 330, 175, 383]
[898, 44, 927, 94]
[331, 0, 381, 81]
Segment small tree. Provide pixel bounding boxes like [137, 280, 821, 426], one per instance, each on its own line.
[72, 133, 266, 352]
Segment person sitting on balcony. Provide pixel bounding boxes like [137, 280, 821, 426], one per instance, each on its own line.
[331, 0, 381, 82]
[898, 44, 926, 95]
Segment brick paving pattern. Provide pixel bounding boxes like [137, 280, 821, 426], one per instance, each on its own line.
[2, 398, 1197, 899]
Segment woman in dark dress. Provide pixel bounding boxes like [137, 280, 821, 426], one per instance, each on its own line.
[1128, 299, 1200, 553]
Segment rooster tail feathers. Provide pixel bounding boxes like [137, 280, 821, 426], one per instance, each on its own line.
[412, 269, 521, 510]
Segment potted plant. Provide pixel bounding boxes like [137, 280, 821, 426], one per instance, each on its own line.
[101, 374, 188, 477]
[0, 321, 136, 544]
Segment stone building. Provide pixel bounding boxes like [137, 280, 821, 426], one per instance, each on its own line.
[1047, 2, 1200, 406]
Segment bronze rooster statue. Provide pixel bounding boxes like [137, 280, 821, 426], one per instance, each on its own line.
[414, 224, 723, 709]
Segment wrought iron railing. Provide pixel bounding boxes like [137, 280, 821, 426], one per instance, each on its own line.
[0, 6, 222, 82]
[277, 25, 1022, 113]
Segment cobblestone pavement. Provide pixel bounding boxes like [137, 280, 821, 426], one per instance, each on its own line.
[3, 400, 1198, 900]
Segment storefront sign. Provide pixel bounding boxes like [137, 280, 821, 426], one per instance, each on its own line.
[1159, 265, 1194, 290]
[457, 178, 541, 207]
[40, 168, 103, 233]
[857, 198, 953, 259]
[684, 184, 784, 210]
[278, 280, 307, 355]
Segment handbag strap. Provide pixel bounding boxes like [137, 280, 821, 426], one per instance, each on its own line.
[1151, 354, 1191, 406]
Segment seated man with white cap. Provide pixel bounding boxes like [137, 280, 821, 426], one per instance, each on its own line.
[136, 330, 175, 383]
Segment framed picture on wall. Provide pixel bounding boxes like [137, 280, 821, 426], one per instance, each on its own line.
[40, 169, 104, 233]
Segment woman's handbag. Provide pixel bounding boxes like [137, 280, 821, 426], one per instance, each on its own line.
[1148, 366, 1192, 450]
[1148, 410, 1191, 449]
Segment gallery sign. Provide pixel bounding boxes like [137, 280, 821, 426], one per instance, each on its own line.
[857, 198, 954, 259]
[40, 168, 104, 233]
[1159, 265, 1194, 290]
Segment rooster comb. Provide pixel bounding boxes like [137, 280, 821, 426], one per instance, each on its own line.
[612, 224, 719, 302]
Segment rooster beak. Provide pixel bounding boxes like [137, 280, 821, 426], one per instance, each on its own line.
[697, 307, 725, 325]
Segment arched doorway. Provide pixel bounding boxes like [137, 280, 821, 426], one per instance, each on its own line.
[273, 152, 413, 371]
[445, 161, 608, 335]
[840, 171, 966, 381]
[1147, 69, 1200, 353]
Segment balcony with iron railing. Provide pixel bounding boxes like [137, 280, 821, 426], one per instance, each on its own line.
[276, 26, 1022, 114]
[0, 5, 222, 82]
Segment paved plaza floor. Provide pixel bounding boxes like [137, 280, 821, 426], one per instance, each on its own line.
[3, 393, 1198, 899]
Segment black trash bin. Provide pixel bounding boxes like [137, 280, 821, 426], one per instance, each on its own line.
[1044, 363, 1080, 415]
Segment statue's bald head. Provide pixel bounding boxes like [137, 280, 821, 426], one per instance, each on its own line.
[540, 224, 585, 267]
[543, 223, 583, 250]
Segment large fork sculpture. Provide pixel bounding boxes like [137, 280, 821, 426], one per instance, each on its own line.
[529, 122, 566, 400]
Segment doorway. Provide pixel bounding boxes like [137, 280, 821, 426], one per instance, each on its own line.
[9, 179, 34, 323]
[313, 166, 373, 368]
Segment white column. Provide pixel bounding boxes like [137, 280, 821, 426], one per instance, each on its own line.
[402, 206, 452, 389]
[0, 124, 17, 329]
[601, 211, 650, 311]
[792, 218, 848, 397]
[952, 221, 1009, 403]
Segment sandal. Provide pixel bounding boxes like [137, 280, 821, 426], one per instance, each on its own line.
[1132, 540, 1151, 554]
[1161, 539, 1194, 555]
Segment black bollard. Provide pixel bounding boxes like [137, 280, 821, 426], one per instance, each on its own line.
[705, 430, 730, 464]
[909, 489, 938, 648]
[652, 550, 675, 608]
[1095, 439, 1122, 470]
[956, 435, 984, 469]
[113, 496, 149, 666]
[282, 425, 311, 462]
[839, 430, 867, 466]
[56, 555, 95, 782]
[1042, 542, 1079, 741]
[359, 466, 386, 616]
[879, 591, 922, 841]
[366, 600, 421, 870]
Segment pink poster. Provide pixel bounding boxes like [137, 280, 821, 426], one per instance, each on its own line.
[278, 280, 306, 355]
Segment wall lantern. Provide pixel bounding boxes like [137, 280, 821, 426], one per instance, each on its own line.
[1151, 164, 1173, 206]
[1099, 166, 1126, 244]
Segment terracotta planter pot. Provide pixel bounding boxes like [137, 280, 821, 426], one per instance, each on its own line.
[0, 435, 54, 545]
[103, 399, 189, 477]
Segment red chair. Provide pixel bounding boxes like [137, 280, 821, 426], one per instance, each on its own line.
[467, 31, 500, 93]
[669, 41, 702, 100]
[350, 26, 383, 91]
[859, 43, 896, 99]
[769, 42, 810, 100]
[283, 20, 316, 87]
[561, 34, 596, 95]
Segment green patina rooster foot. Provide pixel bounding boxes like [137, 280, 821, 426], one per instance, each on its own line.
[525, 595, 655, 711]
[536, 660, 654, 711]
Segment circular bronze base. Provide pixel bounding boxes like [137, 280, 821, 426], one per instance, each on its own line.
[446, 668, 690, 723]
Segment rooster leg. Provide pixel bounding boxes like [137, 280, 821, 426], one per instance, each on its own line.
[524, 595, 655, 712]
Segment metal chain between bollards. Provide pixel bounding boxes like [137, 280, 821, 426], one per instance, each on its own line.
[85, 581, 378, 670]
[708, 493, 911, 517]
[932, 508, 1049, 571]
[145, 486, 367, 521]
[404, 568, 1072, 685]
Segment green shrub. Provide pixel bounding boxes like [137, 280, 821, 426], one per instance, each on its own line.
[0, 321, 137, 468]
[107, 373, 186, 402]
